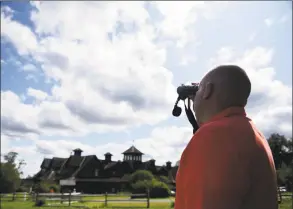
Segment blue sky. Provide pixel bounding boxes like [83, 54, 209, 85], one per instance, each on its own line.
[1, 1, 292, 177]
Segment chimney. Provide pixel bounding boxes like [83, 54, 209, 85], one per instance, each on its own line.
[150, 159, 156, 166]
[166, 161, 172, 170]
[73, 148, 83, 157]
[104, 152, 112, 163]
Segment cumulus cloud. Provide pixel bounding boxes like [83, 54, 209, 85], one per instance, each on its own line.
[23, 64, 38, 72]
[264, 18, 274, 27]
[1, 2, 180, 137]
[27, 88, 48, 101]
[1, 8, 38, 55]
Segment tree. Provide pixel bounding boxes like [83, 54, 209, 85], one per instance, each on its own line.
[130, 170, 170, 198]
[130, 170, 154, 184]
[267, 133, 293, 202]
[267, 133, 291, 169]
[0, 152, 26, 193]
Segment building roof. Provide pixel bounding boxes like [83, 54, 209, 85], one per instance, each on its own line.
[104, 152, 113, 156]
[122, 146, 144, 155]
[41, 158, 52, 169]
[104, 161, 118, 170]
[67, 155, 85, 167]
[59, 155, 97, 178]
[51, 157, 67, 169]
[35, 147, 178, 183]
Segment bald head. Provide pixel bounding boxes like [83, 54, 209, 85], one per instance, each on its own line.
[204, 65, 251, 108]
[193, 65, 251, 124]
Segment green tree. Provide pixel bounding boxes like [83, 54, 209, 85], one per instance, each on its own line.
[267, 133, 293, 201]
[0, 152, 26, 193]
[267, 133, 291, 169]
[130, 170, 170, 198]
[157, 176, 170, 184]
[130, 170, 154, 184]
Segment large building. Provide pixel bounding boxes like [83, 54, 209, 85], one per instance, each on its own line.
[34, 146, 178, 193]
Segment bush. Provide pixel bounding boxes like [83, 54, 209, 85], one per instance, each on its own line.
[16, 186, 30, 192]
[149, 180, 170, 198]
[35, 199, 45, 207]
[131, 179, 170, 198]
[157, 176, 170, 184]
[130, 170, 154, 184]
[36, 182, 60, 193]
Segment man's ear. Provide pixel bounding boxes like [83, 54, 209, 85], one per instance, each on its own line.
[203, 82, 213, 99]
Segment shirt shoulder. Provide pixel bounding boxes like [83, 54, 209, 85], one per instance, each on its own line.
[187, 116, 256, 157]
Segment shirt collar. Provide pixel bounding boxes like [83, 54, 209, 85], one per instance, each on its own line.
[201, 106, 246, 126]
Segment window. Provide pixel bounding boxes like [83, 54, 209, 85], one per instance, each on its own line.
[94, 169, 99, 177]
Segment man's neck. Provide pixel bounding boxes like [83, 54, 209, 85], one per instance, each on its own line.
[201, 106, 246, 126]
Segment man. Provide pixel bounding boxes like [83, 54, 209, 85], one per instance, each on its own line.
[175, 65, 278, 209]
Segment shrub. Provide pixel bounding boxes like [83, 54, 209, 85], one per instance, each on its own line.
[149, 180, 170, 198]
[16, 186, 30, 192]
[35, 199, 45, 207]
[36, 182, 60, 193]
[131, 179, 170, 198]
[157, 176, 170, 184]
[130, 170, 154, 184]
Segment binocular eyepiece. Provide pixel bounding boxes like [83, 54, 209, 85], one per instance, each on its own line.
[172, 84, 199, 117]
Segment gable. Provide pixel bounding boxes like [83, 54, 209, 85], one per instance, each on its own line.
[41, 158, 52, 169]
[51, 157, 67, 170]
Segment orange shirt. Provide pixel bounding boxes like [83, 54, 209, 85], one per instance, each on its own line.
[175, 107, 278, 209]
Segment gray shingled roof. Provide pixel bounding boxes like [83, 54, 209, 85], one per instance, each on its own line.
[40, 158, 52, 169]
[122, 146, 144, 155]
[51, 157, 67, 169]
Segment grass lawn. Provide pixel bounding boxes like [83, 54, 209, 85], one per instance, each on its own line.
[1, 194, 291, 209]
[279, 198, 292, 209]
[0, 201, 172, 209]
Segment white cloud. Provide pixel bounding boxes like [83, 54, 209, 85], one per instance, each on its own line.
[248, 33, 256, 42]
[27, 88, 48, 101]
[1, 2, 181, 137]
[264, 18, 274, 27]
[153, 1, 228, 48]
[1, 10, 38, 55]
[279, 14, 290, 23]
[23, 64, 37, 72]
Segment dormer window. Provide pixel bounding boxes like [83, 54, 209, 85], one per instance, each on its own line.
[94, 169, 99, 177]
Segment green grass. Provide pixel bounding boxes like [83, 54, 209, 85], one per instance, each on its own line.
[0, 201, 172, 209]
[279, 198, 292, 209]
[1, 194, 291, 209]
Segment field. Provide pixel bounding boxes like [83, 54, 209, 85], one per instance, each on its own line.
[0, 193, 174, 209]
[0, 193, 291, 209]
[1, 200, 173, 209]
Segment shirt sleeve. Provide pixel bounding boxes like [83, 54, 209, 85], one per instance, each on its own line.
[182, 126, 250, 209]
